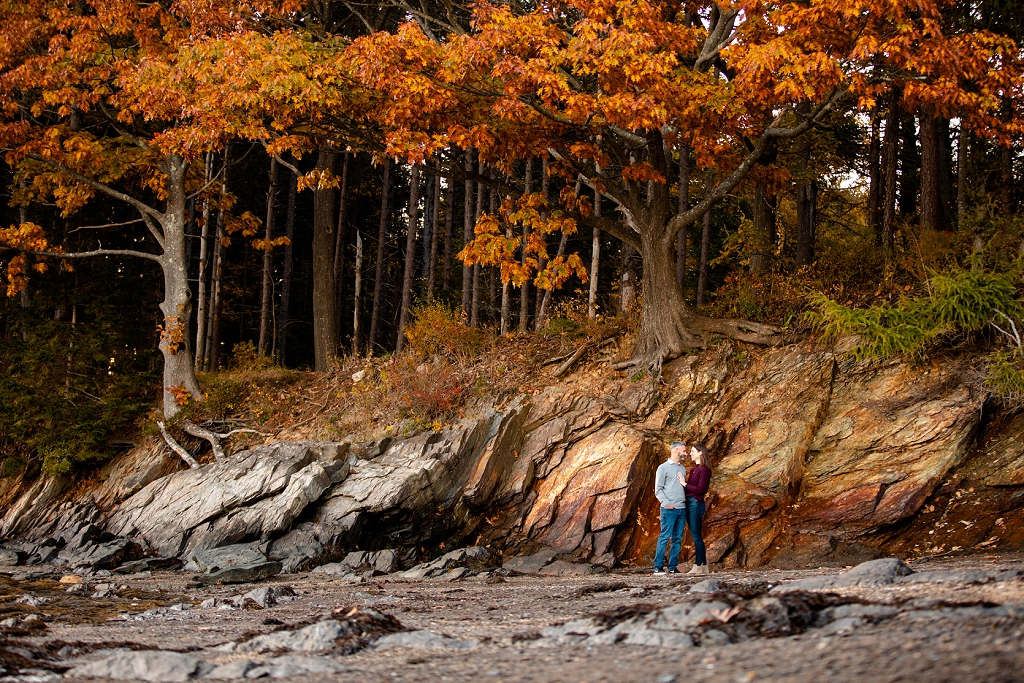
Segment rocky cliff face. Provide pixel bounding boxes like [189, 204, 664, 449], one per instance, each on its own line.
[2, 342, 1021, 570]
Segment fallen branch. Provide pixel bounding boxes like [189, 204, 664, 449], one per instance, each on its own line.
[157, 421, 199, 469]
[218, 427, 271, 438]
[286, 386, 334, 431]
[541, 351, 574, 367]
[552, 343, 593, 378]
[552, 336, 617, 378]
[992, 310, 1022, 350]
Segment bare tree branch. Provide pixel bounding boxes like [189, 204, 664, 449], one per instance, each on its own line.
[139, 211, 166, 251]
[25, 154, 164, 221]
[666, 88, 848, 238]
[30, 247, 164, 264]
[69, 218, 145, 233]
[694, 8, 739, 73]
[97, 101, 152, 151]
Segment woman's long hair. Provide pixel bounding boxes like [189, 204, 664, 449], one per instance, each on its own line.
[690, 442, 711, 471]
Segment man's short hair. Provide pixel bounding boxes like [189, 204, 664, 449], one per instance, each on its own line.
[670, 441, 685, 449]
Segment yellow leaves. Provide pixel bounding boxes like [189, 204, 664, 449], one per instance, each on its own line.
[251, 236, 290, 252]
[535, 253, 589, 292]
[296, 168, 340, 192]
[0, 222, 54, 253]
[224, 210, 261, 237]
[621, 162, 664, 184]
[4, 255, 29, 298]
[0, 222, 61, 297]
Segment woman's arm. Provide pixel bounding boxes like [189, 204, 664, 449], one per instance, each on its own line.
[683, 466, 709, 496]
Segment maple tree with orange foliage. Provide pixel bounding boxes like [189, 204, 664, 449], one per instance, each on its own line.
[347, 0, 1022, 367]
[0, 0, 304, 417]
[0, 0, 1021, 432]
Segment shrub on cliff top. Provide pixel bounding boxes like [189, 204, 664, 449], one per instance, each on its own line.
[807, 266, 1024, 403]
[806, 267, 1021, 360]
[404, 302, 488, 361]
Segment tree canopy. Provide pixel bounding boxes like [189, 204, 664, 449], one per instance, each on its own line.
[1, 0, 1022, 471]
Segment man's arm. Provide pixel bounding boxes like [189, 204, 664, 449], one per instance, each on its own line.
[654, 465, 669, 507]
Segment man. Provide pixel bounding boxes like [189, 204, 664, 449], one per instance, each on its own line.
[653, 441, 688, 575]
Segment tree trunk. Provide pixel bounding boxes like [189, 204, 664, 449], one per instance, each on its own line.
[795, 179, 816, 267]
[898, 112, 919, 218]
[442, 176, 454, 293]
[194, 151, 212, 373]
[500, 171, 512, 334]
[204, 147, 230, 371]
[628, 217, 786, 370]
[461, 149, 475, 319]
[369, 158, 392, 351]
[919, 109, 941, 235]
[421, 167, 435, 281]
[277, 165, 298, 364]
[396, 164, 420, 352]
[794, 104, 816, 267]
[333, 151, 349, 348]
[538, 176, 579, 328]
[17, 181, 30, 326]
[488, 170, 499, 322]
[519, 159, 533, 332]
[749, 180, 775, 274]
[881, 86, 900, 252]
[158, 155, 203, 418]
[696, 196, 712, 306]
[631, 225, 702, 366]
[620, 242, 638, 314]
[470, 164, 485, 327]
[956, 120, 968, 227]
[312, 146, 338, 370]
[534, 158, 550, 329]
[937, 116, 954, 230]
[258, 156, 278, 357]
[676, 146, 689, 292]
[867, 110, 882, 244]
[537, 231, 568, 327]
[427, 175, 441, 300]
[1000, 97, 1013, 212]
[352, 230, 364, 353]
[588, 188, 601, 320]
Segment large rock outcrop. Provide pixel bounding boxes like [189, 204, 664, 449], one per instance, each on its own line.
[107, 442, 348, 556]
[2, 342, 1022, 570]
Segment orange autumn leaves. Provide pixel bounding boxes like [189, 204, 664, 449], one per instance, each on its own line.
[1, 0, 1021, 301]
[0, 222, 64, 297]
[460, 189, 588, 292]
[350, 0, 1021, 293]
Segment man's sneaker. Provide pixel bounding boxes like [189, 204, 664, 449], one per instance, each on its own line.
[653, 568, 666, 575]
[666, 567, 680, 574]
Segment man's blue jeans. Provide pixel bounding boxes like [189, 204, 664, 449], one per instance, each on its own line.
[654, 506, 686, 569]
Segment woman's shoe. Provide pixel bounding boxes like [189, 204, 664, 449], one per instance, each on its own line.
[686, 564, 709, 575]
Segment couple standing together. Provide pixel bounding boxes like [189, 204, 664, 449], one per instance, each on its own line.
[653, 441, 711, 575]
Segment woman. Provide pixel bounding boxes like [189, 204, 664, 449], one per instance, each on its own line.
[676, 442, 711, 575]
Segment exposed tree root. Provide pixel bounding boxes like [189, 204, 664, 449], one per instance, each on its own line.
[689, 315, 794, 346]
[182, 420, 270, 463]
[621, 312, 798, 375]
[156, 421, 198, 469]
[181, 421, 226, 462]
[551, 336, 617, 378]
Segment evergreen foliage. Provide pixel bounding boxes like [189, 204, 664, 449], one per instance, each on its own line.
[807, 268, 1021, 360]
[807, 267, 1024, 402]
[0, 268, 159, 477]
